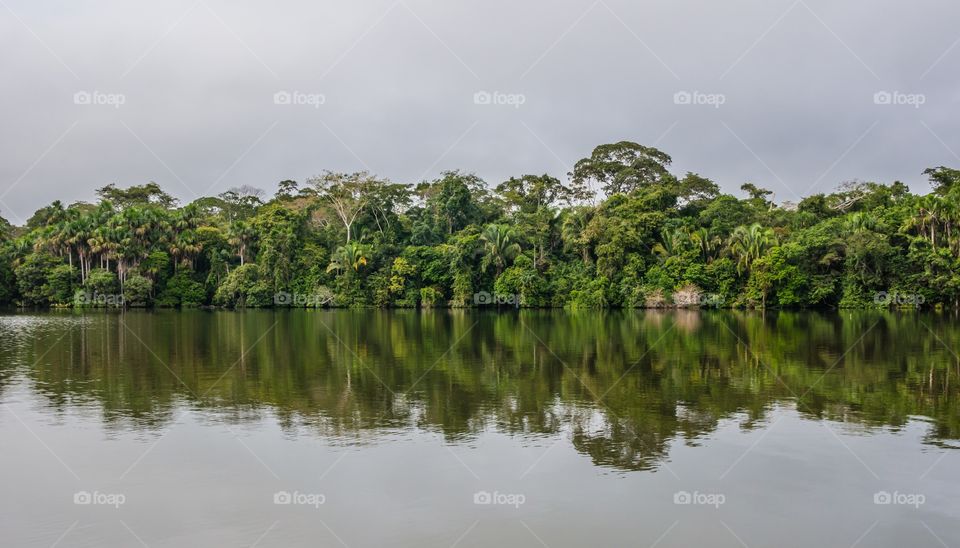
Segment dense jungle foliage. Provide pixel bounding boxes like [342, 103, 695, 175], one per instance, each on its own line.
[2, 141, 959, 309]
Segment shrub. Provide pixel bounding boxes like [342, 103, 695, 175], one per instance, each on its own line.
[46, 264, 78, 305]
[14, 253, 61, 306]
[672, 284, 703, 307]
[213, 264, 262, 307]
[420, 286, 442, 307]
[123, 275, 153, 307]
[85, 269, 119, 295]
[568, 277, 609, 309]
[643, 288, 668, 308]
[157, 271, 206, 307]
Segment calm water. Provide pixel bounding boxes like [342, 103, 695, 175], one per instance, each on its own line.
[1, 310, 959, 547]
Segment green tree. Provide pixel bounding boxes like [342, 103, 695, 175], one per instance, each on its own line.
[480, 224, 521, 277]
[572, 142, 672, 196]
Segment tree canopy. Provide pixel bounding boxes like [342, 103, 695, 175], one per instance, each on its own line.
[3, 141, 958, 309]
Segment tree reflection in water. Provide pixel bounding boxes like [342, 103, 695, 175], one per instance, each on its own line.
[2, 309, 957, 471]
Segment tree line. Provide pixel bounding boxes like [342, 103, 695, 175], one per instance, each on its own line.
[1, 141, 958, 309]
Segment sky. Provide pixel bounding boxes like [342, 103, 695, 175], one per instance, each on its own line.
[1, 0, 959, 224]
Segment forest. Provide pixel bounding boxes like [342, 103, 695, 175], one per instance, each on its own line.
[1, 141, 958, 309]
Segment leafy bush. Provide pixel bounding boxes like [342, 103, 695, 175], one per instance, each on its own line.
[213, 264, 262, 308]
[85, 269, 119, 295]
[157, 271, 206, 307]
[46, 264, 78, 305]
[15, 253, 61, 305]
[123, 275, 153, 307]
[419, 286, 442, 307]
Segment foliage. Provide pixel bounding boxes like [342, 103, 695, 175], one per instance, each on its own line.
[123, 275, 153, 307]
[15, 253, 62, 305]
[157, 271, 206, 308]
[2, 142, 958, 309]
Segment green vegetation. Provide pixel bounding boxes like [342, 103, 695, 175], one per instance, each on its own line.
[3, 142, 959, 309]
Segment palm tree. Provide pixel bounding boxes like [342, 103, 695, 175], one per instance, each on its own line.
[32, 225, 60, 257]
[690, 227, 721, 263]
[64, 214, 92, 283]
[652, 227, 687, 261]
[174, 203, 201, 232]
[480, 224, 521, 276]
[228, 220, 255, 265]
[326, 241, 369, 274]
[88, 225, 114, 271]
[917, 196, 940, 250]
[46, 200, 67, 226]
[941, 198, 957, 254]
[110, 222, 135, 291]
[844, 212, 877, 234]
[170, 229, 203, 270]
[927, 196, 944, 250]
[728, 223, 775, 276]
[11, 237, 32, 268]
[904, 196, 951, 252]
[560, 207, 592, 264]
[942, 196, 960, 256]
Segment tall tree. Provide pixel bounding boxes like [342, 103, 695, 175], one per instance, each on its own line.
[308, 171, 386, 244]
[571, 142, 673, 196]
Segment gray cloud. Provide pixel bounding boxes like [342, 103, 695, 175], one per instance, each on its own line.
[1, 0, 958, 222]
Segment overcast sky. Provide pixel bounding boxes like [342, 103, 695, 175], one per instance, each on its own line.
[1, 0, 958, 223]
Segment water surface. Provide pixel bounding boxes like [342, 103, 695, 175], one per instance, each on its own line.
[1, 310, 958, 547]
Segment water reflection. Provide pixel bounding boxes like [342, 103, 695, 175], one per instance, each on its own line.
[2, 309, 958, 471]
